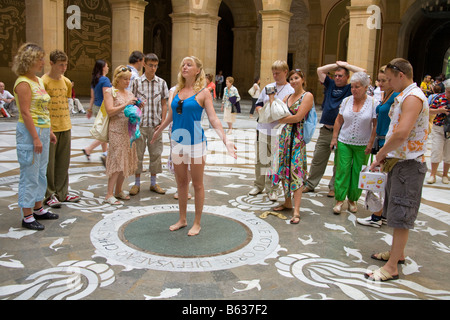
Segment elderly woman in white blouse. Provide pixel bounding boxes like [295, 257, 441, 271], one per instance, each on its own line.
[330, 72, 377, 214]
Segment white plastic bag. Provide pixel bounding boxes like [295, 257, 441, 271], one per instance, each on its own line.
[257, 99, 290, 123]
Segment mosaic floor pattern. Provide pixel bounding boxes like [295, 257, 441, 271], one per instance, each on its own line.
[0, 101, 449, 302]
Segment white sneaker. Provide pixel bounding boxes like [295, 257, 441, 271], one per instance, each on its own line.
[426, 176, 436, 184]
[248, 187, 262, 196]
[357, 215, 382, 228]
[443, 176, 449, 184]
[268, 191, 278, 201]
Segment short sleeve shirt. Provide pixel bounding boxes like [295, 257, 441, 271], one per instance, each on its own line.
[320, 76, 352, 125]
[42, 74, 72, 132]
[93, 76, 112, 107]
[14, 76, 51, 128]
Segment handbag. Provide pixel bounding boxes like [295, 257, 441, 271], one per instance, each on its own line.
[89, 88, 116, 142]
[257, 98, 291, 123]
[302, 101, 317, 144]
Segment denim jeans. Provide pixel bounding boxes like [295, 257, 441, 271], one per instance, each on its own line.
[16, 122, 50, 209]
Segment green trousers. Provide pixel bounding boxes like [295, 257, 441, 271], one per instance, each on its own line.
[334, 141, 369, 202]
[46, 129, 71, 201]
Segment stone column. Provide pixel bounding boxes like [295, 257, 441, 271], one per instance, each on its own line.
[169, 12, 220, 87]
[378, 0, 401, 66]
[346, 0, 381, 77]
[259, 8, 293, 88]
[307, 23, 324, 101]
[232, 26, 258, 96]
[109, 0, 147, 71]
[25, 0, 65, 73]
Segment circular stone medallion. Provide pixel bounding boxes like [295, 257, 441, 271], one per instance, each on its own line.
[90, 205, 279, 272]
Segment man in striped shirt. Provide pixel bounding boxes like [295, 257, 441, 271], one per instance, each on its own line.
[129, 53, 169, 195]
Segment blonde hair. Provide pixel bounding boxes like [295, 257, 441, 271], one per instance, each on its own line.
[271, 60, 289, 72]
[112, 65, 132, 87]
[12, 43, 45, 76]
[176, 56, 206, 94]
[226, 76, 234, 84]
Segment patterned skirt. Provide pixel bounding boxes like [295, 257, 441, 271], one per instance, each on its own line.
[272, 122, 307, 198]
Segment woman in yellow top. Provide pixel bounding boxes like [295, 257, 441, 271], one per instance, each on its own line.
[12, 43, 58, 231]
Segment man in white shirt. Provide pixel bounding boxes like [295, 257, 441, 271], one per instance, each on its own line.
[366, 58, 429, 282]
[249, 60, 294, 200]
[127, 51, 145, 90]
[0, 82, 14, 117]
[129, 53, 169, 195]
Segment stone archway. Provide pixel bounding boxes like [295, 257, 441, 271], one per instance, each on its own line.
[219, 0, 258, 96]
[398, 1, 450, 83]
[143, 0, 172, 84]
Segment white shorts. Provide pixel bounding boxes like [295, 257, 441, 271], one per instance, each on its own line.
[430, 124, 450, 164]
[171, 140, 207, 165]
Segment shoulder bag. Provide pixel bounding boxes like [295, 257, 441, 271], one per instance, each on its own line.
[89, 88, 116, 142]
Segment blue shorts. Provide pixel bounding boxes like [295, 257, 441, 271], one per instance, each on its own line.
[16, 122, 50, 209]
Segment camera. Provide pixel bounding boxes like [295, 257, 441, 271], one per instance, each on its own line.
[265, 85, 277, 95]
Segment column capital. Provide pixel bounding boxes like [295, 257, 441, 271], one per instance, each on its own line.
[259, 9, 293, 23]
[108, 0, 148, 10]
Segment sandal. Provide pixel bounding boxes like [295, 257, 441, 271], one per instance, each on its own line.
[371, 251, 405, 264]
[273, 204, 293, 211]
[290, 215, 300, 224]
[104, 196, 123, 205]
[115, 191, 130, 200]
[364, 267, 399, 282]
[82, 149, 90, 160]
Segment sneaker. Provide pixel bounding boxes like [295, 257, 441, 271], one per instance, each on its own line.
[46, 195, 61, 208]
[33, 207, 59, 220]
[426, 175, 436, 184]
[443, 176, 449, 184]
[248, 187, 262, 196]
[150, 184, 166, 194]
[22, 219, 45, 231]
[357, 215, 382, 228]
[64, 195, 81, 202]
[268, 191, 278, 201]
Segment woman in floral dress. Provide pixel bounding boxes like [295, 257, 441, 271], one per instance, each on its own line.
[103, 66, 139, 205]
[271, 69, 314, 224]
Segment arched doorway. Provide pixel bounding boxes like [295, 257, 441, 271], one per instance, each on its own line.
[408, 17, 450, 83]
[143, 0, 172, 84]
[322, 0, 350, 65]
[216, 2, 234, 81]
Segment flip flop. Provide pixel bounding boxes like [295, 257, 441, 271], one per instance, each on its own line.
[104, 196, 123, 205]
[364, 267, 399, 282]
[115, 191, 130, 200]
[273, 204, 293, 211]
[82, 149, 90, 160]
[371, 251, 405, 264]
[290, 215, 300, 224]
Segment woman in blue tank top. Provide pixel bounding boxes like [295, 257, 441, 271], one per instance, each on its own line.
[151, 56, 236, 236]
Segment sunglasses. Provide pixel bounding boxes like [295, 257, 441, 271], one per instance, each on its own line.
[118, 67, 131, 74]
[387, 64, 404, 74]
[176, 99, 184, 114]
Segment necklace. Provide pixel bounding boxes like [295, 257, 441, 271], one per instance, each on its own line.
[276, 83, 287, 95]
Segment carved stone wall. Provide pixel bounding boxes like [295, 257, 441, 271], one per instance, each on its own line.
[65, 0, 112, 96]
[0, 0, 26, 90]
